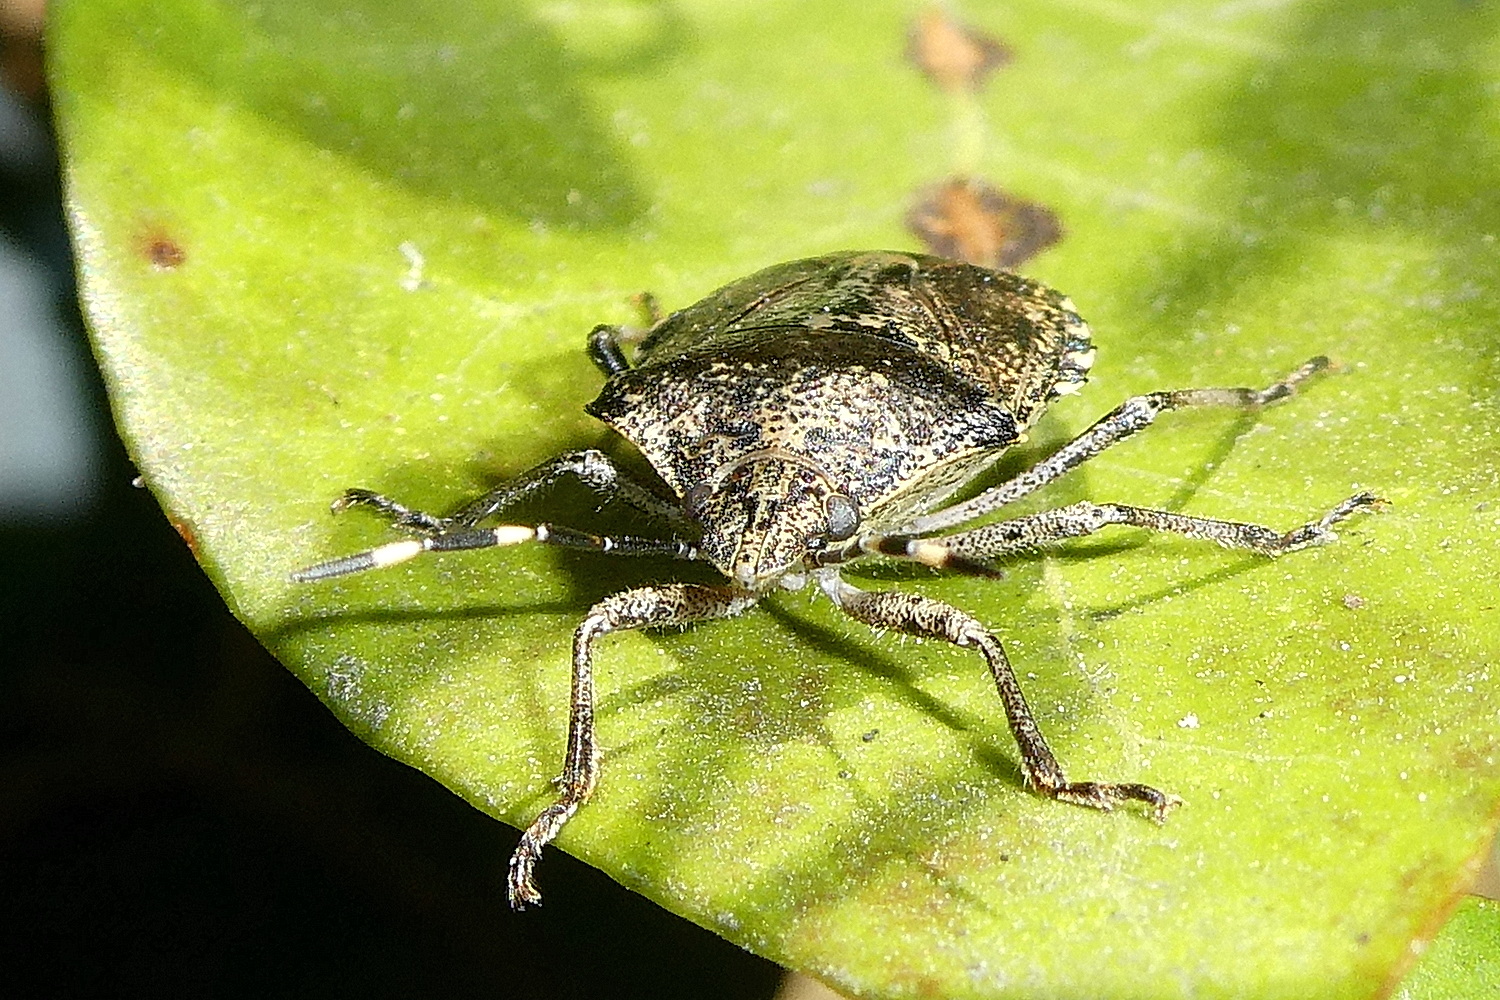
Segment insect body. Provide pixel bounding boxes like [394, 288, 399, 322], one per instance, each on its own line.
[294, 251, 1380, 908]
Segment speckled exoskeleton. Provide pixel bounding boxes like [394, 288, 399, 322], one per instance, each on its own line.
[294, 251, 1380, 908]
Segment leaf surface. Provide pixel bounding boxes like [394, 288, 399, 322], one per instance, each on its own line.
[51, 1, 1500, 996]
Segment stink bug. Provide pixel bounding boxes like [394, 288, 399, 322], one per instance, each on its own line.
[294, 251, 1380, 908]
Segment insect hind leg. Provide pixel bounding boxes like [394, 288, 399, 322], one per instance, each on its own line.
[820, 574, 1179, 821]
[898, 356, 1340, 536]
[586, 296, 664, 376]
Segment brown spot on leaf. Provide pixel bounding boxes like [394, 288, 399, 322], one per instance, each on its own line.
[139, 229, 186, 270]
[906, 176, 1062, 270]
[1451, 733, 1500, 772]
[907, 6, 1010, 94]
[171, 519, 201, 559]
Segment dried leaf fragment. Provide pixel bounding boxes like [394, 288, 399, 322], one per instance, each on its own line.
[906, 6, 1010, 94]
[906, 176, 1062, 270]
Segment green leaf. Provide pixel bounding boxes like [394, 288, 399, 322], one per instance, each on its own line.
[1396, 896, 1500, 1000]
[51, 0, 1500, 997]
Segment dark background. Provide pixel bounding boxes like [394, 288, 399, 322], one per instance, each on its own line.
[0, 21, 781, 999]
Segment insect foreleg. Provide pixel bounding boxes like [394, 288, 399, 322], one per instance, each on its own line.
[508, 583, 758, 909]
[444, 448, 683, 526]
[294, 449, 686, 583]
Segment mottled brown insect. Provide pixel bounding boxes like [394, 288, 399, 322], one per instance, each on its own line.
[294, 251, 1380, 908]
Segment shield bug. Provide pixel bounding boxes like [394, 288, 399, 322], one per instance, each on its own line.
[293, 251, 1380, 908]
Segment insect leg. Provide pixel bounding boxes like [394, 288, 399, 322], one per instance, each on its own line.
[294, 452, 696, 579]
[587, 325, 633, 375]
[586, 296, 663, 376]
[900, 357, 1336, 535]
[448, 449, 682, 526]
[871, 492, 1383, 572]
[508, 583, 758, 909]
[330, 449, 682, 531]
[821, 574, 1178, 820]
[327, 488, 446, 533]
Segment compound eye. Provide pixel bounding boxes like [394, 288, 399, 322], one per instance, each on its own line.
[824, 493, 861, 542]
